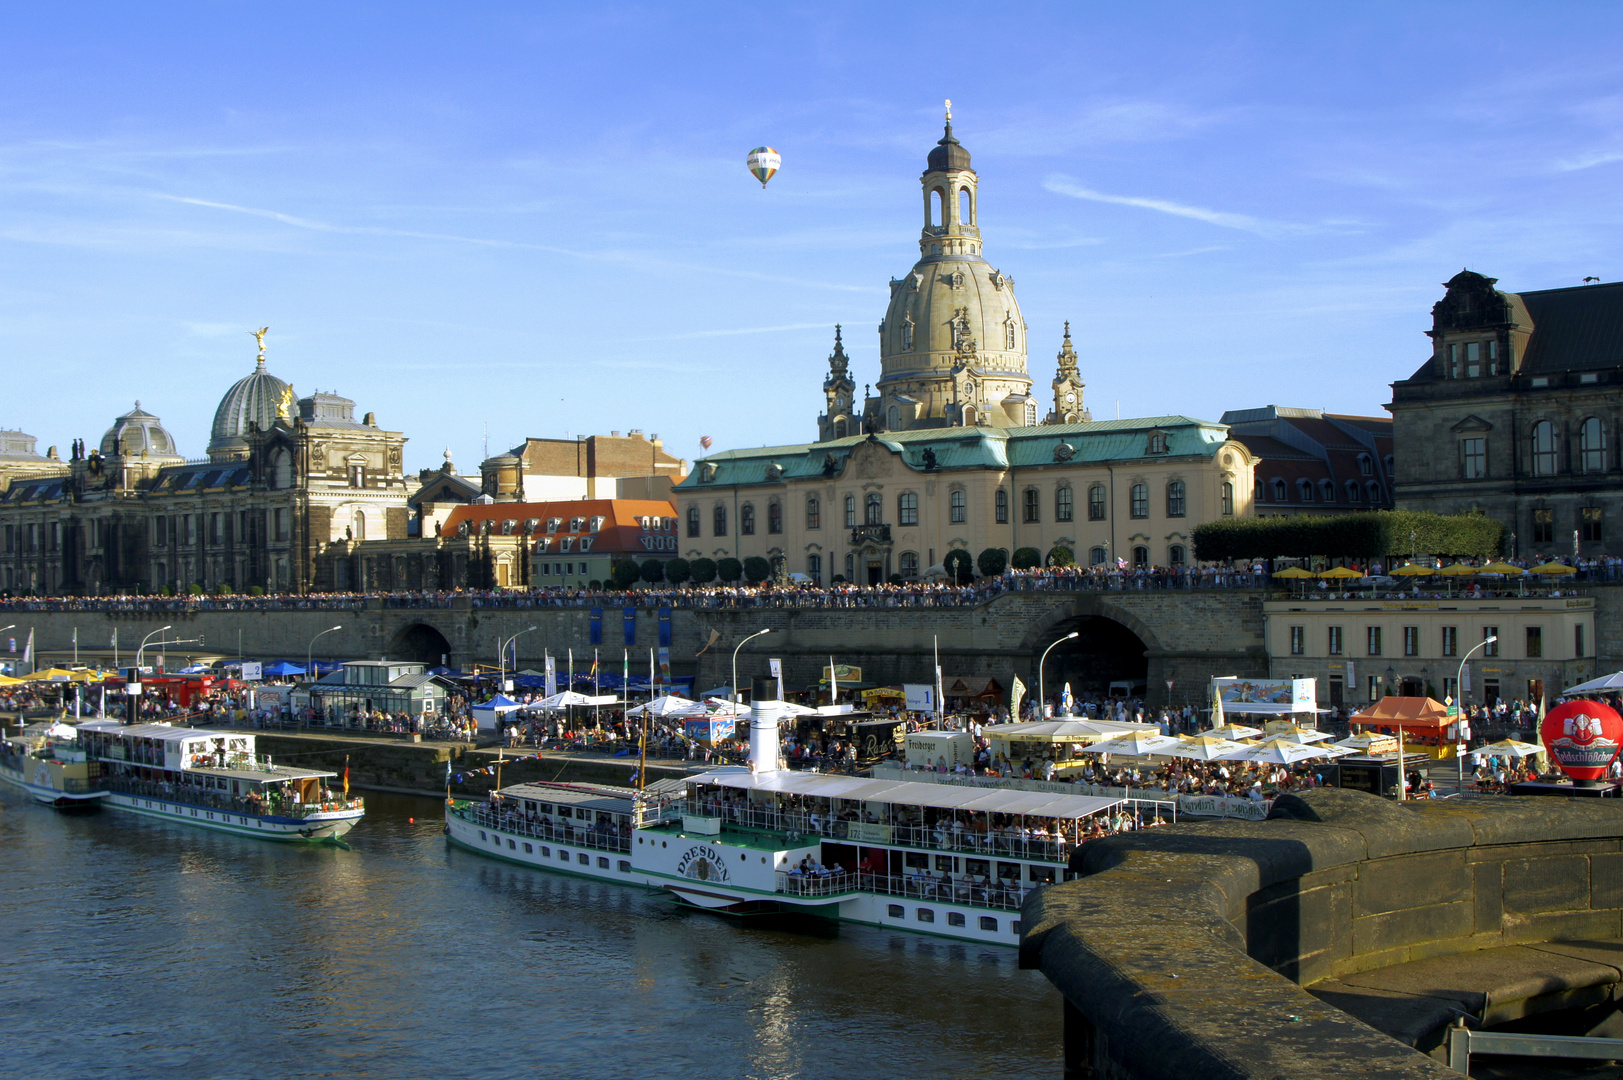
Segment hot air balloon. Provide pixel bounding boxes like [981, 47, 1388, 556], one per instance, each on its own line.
[699, 435, 714, 452]
[746, 147, 780, 189]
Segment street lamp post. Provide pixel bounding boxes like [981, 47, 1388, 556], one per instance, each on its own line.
[732, 629, 771, 715]
[307, 625, 342, 678]
[136, 625, 173, 669]
[1454, 635, 1497, 797]
[499, 626, 539, 692]
[1038, 631, 1080, 720]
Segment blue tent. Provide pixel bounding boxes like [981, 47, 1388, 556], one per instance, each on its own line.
[264, 661, 307, 677]
[474, 694, 521, 710]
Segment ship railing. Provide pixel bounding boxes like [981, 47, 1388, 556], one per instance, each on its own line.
[106, 777, 360, 819]
[682, 799, 1081, 862]
[775, 869, 1039, 911]
[454, 803, 631, 854]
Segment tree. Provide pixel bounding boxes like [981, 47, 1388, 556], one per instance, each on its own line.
[664, 557, 691, 586]
[611, 559, 642, 589]
[1191, 510, 1504, 563]
[689, 557, 717, 584]
[1047, 544, 1075, 567]
[1011, 546, 1042, 570]
[977, 547, 1008, 577]
[717, 557, 744, 583]
[942, 549, 974, 585]
[888, 573, 904, 585]
[187, 583, 204, 596]
[639, 558, 665, 584]
[743, 556, 771, 584]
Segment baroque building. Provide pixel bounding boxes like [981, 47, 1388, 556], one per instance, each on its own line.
[0, 339, 410, 595]
[682, 115, 1257, 584]
[1388, 271, 1623, 558]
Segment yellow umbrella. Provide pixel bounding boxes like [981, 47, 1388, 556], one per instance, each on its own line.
[1271, 567, 1315, 579]
[1479, 561, 1523, 575]
[22, 667, 78, 682]
[1436, 562, 1479, 576]
[1528, 561, 1577, 575]
[1390, 563, 1433, 577]
[0, 673, 23, 686]
[1318, 566, 1363, 579]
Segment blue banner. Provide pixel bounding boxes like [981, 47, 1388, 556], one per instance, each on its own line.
[623, 607, 636, 646]
[589, 609, 602, 646]
[658, 607, 672, 647]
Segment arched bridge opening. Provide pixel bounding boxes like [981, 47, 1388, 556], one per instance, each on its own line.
[1038, 615, 1150, 709]
[389, 623, 452, 667]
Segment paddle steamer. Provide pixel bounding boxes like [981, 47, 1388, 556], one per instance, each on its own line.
[75, 721, 365, 841]
[447, 679, 1173, 945]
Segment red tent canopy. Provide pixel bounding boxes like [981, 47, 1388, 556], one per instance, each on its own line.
[1349, 696, 1451, 730]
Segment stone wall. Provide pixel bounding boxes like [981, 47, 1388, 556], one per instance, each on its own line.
[1021, 789, 1623, 1079]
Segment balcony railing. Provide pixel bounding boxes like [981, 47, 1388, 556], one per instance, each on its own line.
[850, 524, 891, 545]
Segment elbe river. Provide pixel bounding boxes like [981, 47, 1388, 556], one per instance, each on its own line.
[1, 790, 1061, 1079]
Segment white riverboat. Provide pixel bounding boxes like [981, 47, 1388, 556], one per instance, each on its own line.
[75, 721, 365, 842]
[0, 723, 108, 810]
[448, 682, 1174, 945]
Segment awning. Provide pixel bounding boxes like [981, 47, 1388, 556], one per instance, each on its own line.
[688, 766, 1127, 821]
[1349, 696, 1452, 730]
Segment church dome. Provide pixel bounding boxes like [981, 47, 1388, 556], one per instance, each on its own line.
[100, 402, 183, 459]
[926, 122, 972, 174]
[210, 358, 293, 458]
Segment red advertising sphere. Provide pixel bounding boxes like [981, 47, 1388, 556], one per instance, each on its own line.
[1539, 700, 1623, 786]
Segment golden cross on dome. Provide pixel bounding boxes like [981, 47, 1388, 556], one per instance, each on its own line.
[945, 99, 952, 122]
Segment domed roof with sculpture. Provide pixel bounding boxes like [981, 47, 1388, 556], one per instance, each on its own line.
[100, 402, 183, 461]
[210, 328, 294, 460]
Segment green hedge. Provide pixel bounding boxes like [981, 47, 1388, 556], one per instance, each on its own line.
[1192, 511, 1504, 562]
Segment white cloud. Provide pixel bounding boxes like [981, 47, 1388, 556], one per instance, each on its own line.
[1042, 176, 1271, 235]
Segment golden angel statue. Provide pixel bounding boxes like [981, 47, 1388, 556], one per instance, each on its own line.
[249, 327, 269, 357]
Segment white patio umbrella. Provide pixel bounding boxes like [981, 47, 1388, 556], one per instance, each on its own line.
[534, 690, 596, 711]
[626, 694, 705, 718]
[1202, 723, 1262, 741]
[1333, 733, 1401, 754]
[1264, 725, 1334, 745]
[1164, 734, 1252, 761]
[1479, 738, 1546, 760]
[1085, 733, 1186, 757]
[1223, 738, 1355, 765]
[1562, 671, 1623, 696]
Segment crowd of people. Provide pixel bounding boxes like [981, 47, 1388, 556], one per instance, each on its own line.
[7, 553, 1616, 616]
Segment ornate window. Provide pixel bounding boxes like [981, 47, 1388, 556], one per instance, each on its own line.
[807, 553, 821, 584]
[899, 551, 919, 578]
[1088, 484, 1106, 521]
[1345, 480, 1360, 503]
[1297, 479, 1314, 502]
[1023, 488, 1040, 523]
[844, 495, 856, 528]
[1221, 482, 1235, 515]
[806, 497, 820, 530]
[1089, 546, 1108, 566]
[713, 505, 727, 537]
[995, 489, 1009, 524]
[767, 501, 782, 534]
[1147, 432, 1168, 455]
[1366, 480, 1381, 503]
[1166, 480, 1186, 517]
[1358, 454, 1373, 476]
[1131, 545, 1149, 567]
[865, 493, 883, 526]
[1465, 341, 1482, 378]
[1532, 420, 1558, 476]
[1169, 544, 1186, 565]
[898, 492, 918, 526]
[1271, 478, 1287, 502]
[1055, 485, 1073, 522]
[1580, 418, 1606, 473]
[949, 489, 966, 524]
[1004, 317, 1016, 350]
[902, 317, 914, 351]
[740, 504, 755, 535]
[1129, 483, 1148, 519]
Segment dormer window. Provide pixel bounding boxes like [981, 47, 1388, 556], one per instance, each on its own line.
[546, 518, 561, 534]
[1319, 479, 1335, 501]
[501, 519, 517, 535]
[560, 536, 573, 552]
[589, 516, 605, 532]
[1270, 478, 1287, 501]
[1297, 479, 1314, 502]
[698, 462, 716, 483]
[523, 518, 539, 534]
[534, 537, 550, 553]
[569, 516, 585, 532]
[1147, 432, 1169, 455]
[1357, 453, 1373, 476]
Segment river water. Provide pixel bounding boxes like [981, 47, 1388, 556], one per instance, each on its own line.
[0, 789, 1061, 1080]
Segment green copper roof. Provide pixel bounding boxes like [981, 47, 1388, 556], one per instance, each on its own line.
[676, 416, 1230, 491]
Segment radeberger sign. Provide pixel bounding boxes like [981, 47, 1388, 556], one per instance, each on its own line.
[1540, 700, 1623, 787]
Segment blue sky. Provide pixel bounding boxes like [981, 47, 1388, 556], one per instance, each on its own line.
[3, 3, 1622, 475]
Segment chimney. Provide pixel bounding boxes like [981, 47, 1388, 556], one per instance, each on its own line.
[748, 675, 782, 774]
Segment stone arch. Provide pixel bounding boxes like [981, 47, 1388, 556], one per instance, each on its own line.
[389, 622, 452, 667]
[1019, 597, 1163, 706]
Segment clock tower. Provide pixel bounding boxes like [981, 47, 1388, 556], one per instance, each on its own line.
[1047, 321, 1089, 424]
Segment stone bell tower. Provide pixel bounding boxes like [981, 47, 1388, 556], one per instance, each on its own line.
[817, 325, 858, 442]
[1047, 322, 1090, 424]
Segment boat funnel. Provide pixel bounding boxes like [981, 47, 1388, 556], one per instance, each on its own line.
[749, 675, 781, 774]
